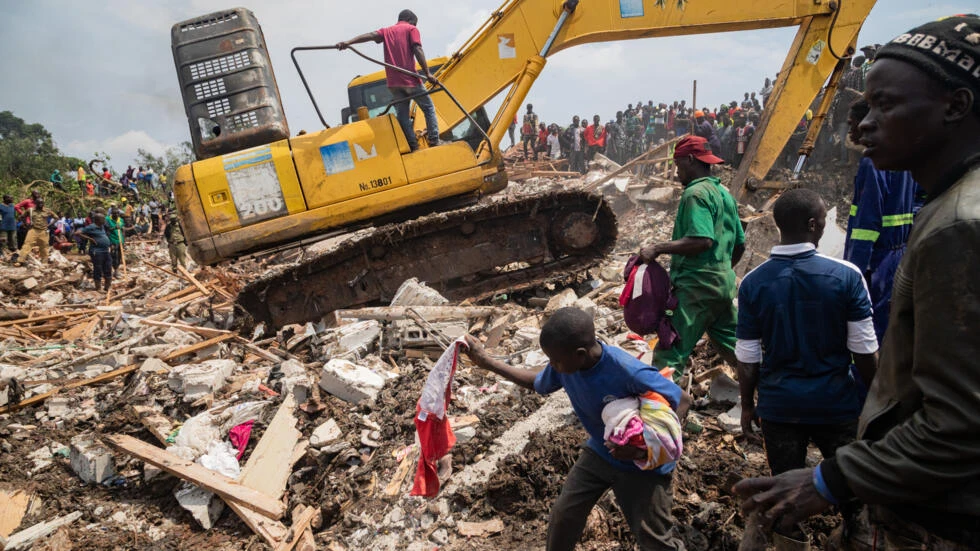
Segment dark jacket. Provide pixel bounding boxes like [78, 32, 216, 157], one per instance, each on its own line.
[822, 161, 980, 545]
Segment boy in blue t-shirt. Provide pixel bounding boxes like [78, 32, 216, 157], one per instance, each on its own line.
[464, 307, 686, 551]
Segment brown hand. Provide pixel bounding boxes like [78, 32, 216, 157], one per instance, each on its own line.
[606, 442, 646, 461]
[639, 245, 660, 264]
[740, 404, 763, 444]
[732, 468, 832, 532]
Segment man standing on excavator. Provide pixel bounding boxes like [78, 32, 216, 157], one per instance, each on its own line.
[337, 9, 440, 151]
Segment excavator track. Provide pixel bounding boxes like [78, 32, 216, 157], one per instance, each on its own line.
[237, 189, 617, 330]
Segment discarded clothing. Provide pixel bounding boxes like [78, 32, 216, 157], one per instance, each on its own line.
[411, 338, 467, 498]
[620, 255, 679, 349]
[228, 420, 254, 461]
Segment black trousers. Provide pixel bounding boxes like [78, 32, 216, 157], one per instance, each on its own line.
[547, 447, 685, 551]
[760, 419, 858, 475]
[91, 251, 112, 289]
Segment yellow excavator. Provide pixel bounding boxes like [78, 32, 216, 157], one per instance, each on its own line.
[170, 0, 876, 329]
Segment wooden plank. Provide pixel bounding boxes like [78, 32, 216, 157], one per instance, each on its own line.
[484, 313, 513, 350]
[0, 363, 140, 414]
[457, 518, 505, 537]
[238, 393, 300, 497]
[274, 506, 317, 551]
[0, 490, 31, 538]
[226, 393, 301, 547]
[337, 306, 499, 322]
[160, 285, 197, 301]
[131, 405, 174, 444]
[585, 134, 684, 191]
[177, 265, 213, 297]
[137, 319, 232, 339]
[105, 434, 285, 520]
[291, 505, 317, 551]
[236, 339, 283, 364]
[2, 511, 82, 551]
[172, 290, 204, 305]
[384, 446, 418, 498]
[160, 332, 236, 363]
[0, 310, 98, 328]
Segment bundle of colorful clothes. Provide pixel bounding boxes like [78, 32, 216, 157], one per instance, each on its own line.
[601, 372, 683, 470]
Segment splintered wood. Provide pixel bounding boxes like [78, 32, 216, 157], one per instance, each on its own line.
[105, 434, 286, 520]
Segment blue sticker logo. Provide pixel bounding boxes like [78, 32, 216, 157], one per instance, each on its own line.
[320, 141, 356, 175]
[620, 0, 644, 18]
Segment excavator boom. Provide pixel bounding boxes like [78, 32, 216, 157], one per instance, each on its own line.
[423, 0, 875, 191]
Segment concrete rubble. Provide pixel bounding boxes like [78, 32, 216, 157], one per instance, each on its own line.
[0, 156, 859, 550]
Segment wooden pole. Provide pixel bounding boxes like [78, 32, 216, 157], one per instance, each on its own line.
[693, 80, 697, 111]
[118, 226, 127, 276]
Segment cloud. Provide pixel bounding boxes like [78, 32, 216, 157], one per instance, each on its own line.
[445, 9, 493, 53]
[65, 131, 174, 169]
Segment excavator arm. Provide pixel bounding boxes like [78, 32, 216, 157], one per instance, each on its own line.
[421, 0, 875, 193]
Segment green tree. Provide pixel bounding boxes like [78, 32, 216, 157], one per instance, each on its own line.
[0, 110, 83, 184]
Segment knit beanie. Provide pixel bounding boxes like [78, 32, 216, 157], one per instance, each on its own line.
[875, 15, 980, 112]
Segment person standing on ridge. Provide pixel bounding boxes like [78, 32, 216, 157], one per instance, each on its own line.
[337, 9, 440, 151]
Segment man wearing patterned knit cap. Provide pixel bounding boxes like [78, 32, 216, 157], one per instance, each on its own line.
[734, 15, 980, 550]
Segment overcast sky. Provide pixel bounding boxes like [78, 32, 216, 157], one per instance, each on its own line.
[1, 1, 975, 169]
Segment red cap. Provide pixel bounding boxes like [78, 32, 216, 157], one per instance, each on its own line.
[673, 136, 724, 164]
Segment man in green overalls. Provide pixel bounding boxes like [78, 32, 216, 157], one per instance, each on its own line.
[640, 135, 744, 382]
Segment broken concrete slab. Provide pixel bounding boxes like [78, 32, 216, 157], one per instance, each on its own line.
[162, 326, 201, 347]
[319, 359, 386, 404]
[70, 434, 116, 484]
[277, 359, 313, 403]
[545, 288, 577, 312]
[130, 344, 174, 359]
[708, 373, 740, 405]
[167, 359, 236, 402]
[717, 404, 742, 435]
[46, 397, 70, 418]
[139, 357, 169, 374]
[37, 290, 64, 308]
[310, 418, 342, 448]
[174, 483, 225, 530]
[335, 320, 381, 358]
[15, 278, 38, 294]
[574, 297, 598, 318]
[512, 326, 540, 348]
[524, 350, 549, 368]
[390, 278, 449, 307]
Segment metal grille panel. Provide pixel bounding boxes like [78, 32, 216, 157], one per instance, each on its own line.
[189, 52, 251, 80]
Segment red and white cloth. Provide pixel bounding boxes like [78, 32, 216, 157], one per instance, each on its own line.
[410, 338, 468, 497]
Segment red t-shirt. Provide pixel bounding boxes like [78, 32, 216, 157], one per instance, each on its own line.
[378, 21, 422, 88]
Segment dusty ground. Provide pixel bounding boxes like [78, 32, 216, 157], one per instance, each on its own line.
[0, 157, 857, 550]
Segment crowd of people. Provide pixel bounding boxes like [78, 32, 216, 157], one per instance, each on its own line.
[0, 189, 189, 291]
[506, 87, 784, 172]
[49, 164, 167, 199]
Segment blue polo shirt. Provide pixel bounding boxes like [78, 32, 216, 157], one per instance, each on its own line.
[736, 243, 877, 424]
[534, 343, 682, 474]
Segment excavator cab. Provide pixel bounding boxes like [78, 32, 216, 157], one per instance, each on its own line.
[341, 58, 494, 152]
